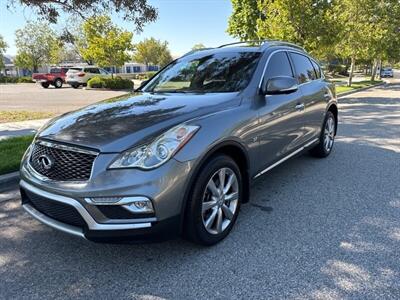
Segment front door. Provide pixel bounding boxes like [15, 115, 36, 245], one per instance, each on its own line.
[255, 51, 306, 172]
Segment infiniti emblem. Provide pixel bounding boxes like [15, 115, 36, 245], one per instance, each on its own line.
[38, 154, 54, 170]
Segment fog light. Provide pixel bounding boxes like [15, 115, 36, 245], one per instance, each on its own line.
[124, 200, 154, 213]
[85, 196, 154, 214]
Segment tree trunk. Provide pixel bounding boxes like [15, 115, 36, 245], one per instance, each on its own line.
[371, 59, 378, 82]
[347, 56, 356, 87]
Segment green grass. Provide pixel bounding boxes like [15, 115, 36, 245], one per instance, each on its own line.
[0, 111, 55, 123]
[336, 80, 382, 94]
[0, 135, 34, 175]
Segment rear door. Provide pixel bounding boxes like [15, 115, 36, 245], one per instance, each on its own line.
[288, 52, 327, 141]
[256, 51, 307, 169]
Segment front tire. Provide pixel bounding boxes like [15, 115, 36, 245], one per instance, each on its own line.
[184, 155, 242, 245]
[310, 111, 336, 158]
[71, 84, 79, 89]
[41, 82, 49, 88]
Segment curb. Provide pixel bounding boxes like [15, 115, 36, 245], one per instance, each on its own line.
[0, 171, 20, 189]
[337, 82, 385, 98]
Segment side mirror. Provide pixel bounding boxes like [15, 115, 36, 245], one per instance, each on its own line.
[261, 76, 298, 95]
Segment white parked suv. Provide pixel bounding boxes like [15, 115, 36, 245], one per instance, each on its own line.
[66, 66, 110, 88]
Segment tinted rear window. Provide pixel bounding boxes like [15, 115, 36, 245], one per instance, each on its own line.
[289, 53, 316, 83]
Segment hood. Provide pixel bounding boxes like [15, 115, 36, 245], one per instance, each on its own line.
[38, 92, 240, 152]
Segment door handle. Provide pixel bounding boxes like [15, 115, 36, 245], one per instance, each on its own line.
[295, 103, 305, 111]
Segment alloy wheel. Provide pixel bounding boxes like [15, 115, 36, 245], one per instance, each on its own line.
[201, 167, 239, 235]
[324, 116, 335, 152]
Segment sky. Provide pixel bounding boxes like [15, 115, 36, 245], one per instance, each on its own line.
[0, 0, 236, 57]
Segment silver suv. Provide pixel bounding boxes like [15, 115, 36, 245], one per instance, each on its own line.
[20, 41, 338, 245]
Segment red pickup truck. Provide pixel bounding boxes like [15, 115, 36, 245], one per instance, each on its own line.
[32, 67, 69, 88]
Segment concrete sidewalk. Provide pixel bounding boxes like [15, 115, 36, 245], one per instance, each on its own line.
[0, 118, 49, 140]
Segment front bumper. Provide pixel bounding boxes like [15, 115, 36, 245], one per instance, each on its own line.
[20, 153, 195, 242]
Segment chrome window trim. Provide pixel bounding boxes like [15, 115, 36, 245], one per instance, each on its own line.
[20, 180, 154, 232]
[258, 48, 321, 90]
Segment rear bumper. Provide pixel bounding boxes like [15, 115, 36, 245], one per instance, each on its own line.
[20, 180, 180, 242]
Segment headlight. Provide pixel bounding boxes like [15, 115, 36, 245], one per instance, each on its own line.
[109, 124, 200, 169]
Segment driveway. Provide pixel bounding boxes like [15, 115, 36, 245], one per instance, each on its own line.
[0, 84, 129, 113]
[0, 82, 399, 299]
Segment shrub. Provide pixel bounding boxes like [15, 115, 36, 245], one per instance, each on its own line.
[87, 76, 134, 90]
[0, 76, 34, 83]
[17, 76, 34, 83]
[0, 76, 18, 83]
[87, 76, 106, 88]
[327, 64, 348, 76]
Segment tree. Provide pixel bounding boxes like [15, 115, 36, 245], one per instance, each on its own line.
[15, 21, 58, 72]
[227, 0, 338, 58]
[80, 15, 134, 77]
[7, 0, 157, 31]
[0, 35, 8, 70]
[133, 38, 173, 68]
[227, 0, 261, 41]
[192, 43, 206, 51]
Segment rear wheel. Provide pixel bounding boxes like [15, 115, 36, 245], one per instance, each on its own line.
[310, 111, 336, 158]
[184, 155, 242, 245]
[41, 82, 49, 88]
[71, 84, 79, 89]
[54, 78, 63, 88]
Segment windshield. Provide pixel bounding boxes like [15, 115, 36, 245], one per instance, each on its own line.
[143, 52, 261, 93]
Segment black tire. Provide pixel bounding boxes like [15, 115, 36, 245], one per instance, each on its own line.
[71, 84, 79, 89]
[184, 154, 242, 246]
[309, 111, 336, 158]
[41, 82, 50, 88]
[54, 78, 63, 88]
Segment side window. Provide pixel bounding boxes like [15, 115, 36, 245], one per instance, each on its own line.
[311, 60, 322, 79]
[264, 51, 293, 81]
[289, 53, 316, 83]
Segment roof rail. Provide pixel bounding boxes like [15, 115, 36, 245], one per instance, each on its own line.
[182, 47, 214, 57]
[218, 41, 264, 48]
[262, 40, 306, 52]
[217, 40, 306, 52]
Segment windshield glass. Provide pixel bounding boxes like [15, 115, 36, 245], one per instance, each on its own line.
[143, 52, 261, 93]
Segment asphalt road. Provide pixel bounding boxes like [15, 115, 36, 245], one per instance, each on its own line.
[0, 83, 129, 113]
[1, 79, 399, 299]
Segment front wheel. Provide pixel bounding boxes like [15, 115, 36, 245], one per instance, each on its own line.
[71, 84, 79, 89]
[41, 82, 49, 88]
[310, 111, 336, 158]
[184, 155, 242, 245]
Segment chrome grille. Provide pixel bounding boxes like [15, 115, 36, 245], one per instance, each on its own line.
[29, 141, 97, 181]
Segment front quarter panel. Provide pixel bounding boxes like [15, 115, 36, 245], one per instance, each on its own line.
[174, 103, 259, 177]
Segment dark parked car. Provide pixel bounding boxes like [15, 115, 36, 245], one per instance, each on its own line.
[32, 67, 69, 88]
[20, 41, 338, 245]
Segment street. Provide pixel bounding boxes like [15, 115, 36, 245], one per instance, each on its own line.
[0, 84, 129, 113]
[1, 81, 399, 299]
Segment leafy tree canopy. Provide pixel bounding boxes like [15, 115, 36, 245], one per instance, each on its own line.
[191, 43, 206, 51]
[15, 21, 58, 72]
[80, 15, 134, 74]
[0, 35, 8, 70]
[133, 37, 173, 67]
[7, 0, 157, 31]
